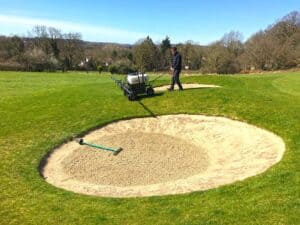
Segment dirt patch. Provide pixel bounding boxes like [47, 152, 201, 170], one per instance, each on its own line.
[42, 115, 285, 197]
[154, 83, 220, 92]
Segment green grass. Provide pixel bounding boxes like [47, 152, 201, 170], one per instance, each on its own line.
[0, 71, 299, 225]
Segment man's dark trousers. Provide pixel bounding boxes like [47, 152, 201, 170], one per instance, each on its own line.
[170, 69, 183, 90]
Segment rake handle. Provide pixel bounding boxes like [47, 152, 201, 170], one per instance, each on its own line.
[79, 139, 121, 152]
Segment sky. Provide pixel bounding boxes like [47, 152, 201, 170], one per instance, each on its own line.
[0, 0, 299, 44]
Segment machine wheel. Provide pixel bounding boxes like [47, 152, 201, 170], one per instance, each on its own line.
[146, 87, 155, 96]
[128, 93, 137, 101]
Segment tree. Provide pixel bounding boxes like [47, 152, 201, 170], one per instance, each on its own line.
[1, 10, 300, 73]
[203, 40, 241, 74]
[126, 51, 133, 62]
[160, 36, 171, 53]
[241, 11, 300, 71]
[6, 36, 25, 61]
[60, 32, 83, 71]
[267, 12, 300, 69]
[133, 36, 160, 72]
[220, 31, 244, 57]
[48, 27, 62, 59]
[31, 25, 52, 55]
[160, 36, 172, 69]
[23, 47, 58, 71]
[27, 26, 63, 71]
[175, 41, 205, 70]
[179, 41, 192, 69]
[202, 32, 243, 74]
[111, 50, 118, 59]
[242, 31, 270, 70]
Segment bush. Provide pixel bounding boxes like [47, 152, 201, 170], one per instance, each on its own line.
[0, 61, 25, 71]
[108, 62, 135, 74]
[23, 48, 59, 72]
[116, 63, 135, 74]
[108, 64, 118, 74]
[97, 65, 104, 74]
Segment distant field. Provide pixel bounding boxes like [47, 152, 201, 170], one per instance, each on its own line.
[0, 71, 299, 225]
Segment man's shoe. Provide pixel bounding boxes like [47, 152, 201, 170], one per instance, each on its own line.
[167, 88, 174, 91]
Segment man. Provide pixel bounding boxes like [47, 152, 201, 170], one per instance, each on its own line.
[168, 46, 183, 91]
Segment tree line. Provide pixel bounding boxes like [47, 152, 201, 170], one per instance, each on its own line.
[0, 26, 84, 71]
[0, 11, 299, 74]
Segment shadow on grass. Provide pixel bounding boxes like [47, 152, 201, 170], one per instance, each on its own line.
[137, 100, 157, 118]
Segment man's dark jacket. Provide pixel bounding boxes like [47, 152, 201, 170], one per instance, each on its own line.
[172, 52, 182, 71]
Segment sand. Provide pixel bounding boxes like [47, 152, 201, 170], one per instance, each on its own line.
[154, 83, 220, 92]
[62, 133, 209, 186]
[42, 115, 285, 198]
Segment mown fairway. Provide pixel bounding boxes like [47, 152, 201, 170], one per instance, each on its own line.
[0, 71, 299, 225]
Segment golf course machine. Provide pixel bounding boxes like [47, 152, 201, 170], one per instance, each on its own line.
[112, 73, 155, 101]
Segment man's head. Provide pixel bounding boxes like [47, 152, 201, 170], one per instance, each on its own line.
[171, 46, 177, 55]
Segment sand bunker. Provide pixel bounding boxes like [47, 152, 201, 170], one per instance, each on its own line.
[42, 115, 285, 197]
[154, 83, 220, 92]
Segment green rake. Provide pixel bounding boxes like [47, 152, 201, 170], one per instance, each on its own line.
[76, 138, 123, 156]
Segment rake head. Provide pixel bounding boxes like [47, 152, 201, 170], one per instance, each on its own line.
[113, 147, 123, 156]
